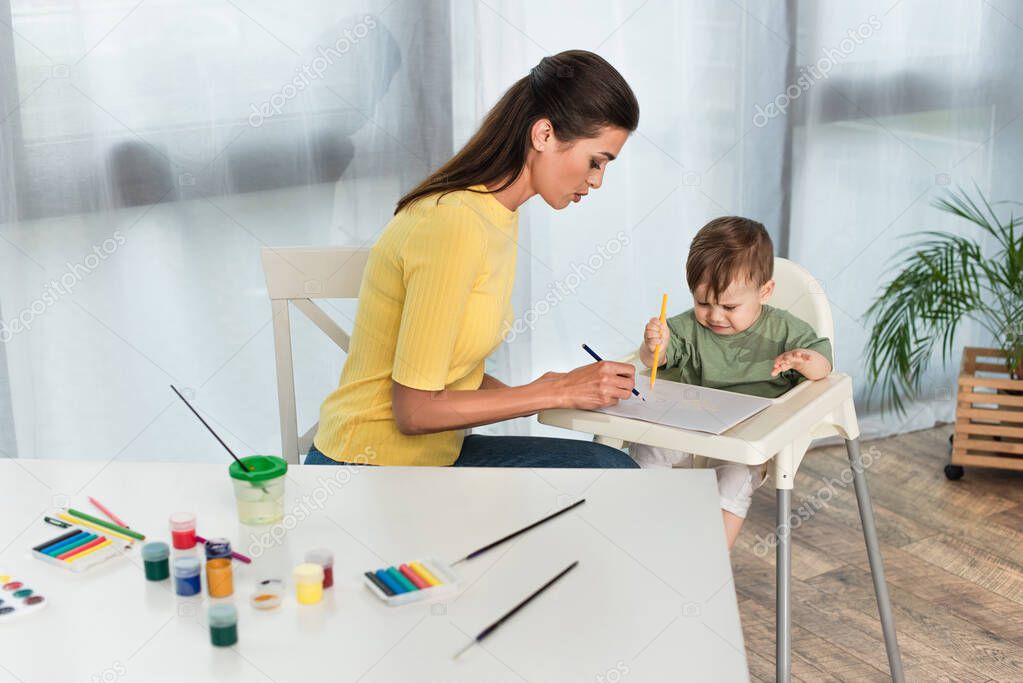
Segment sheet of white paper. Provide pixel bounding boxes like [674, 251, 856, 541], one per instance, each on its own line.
[594, 378, 773, 435]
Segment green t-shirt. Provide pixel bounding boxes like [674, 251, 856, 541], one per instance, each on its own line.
[661, 304, 833, 399]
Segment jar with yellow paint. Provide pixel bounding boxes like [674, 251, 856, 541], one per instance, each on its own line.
[293, 563, 324, 605]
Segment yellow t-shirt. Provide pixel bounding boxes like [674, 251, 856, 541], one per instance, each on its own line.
[313, 185, 518, 465]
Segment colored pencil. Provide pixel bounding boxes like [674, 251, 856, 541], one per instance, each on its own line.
[57, 536, 106, 560]
[55, 513, 135, 543]
[376, 569, 406, 595]
[88, 496, 128, 528]
[451, 499, 586, 566]
[365, 571, 395, 596]
[43, 531, 92, 556]
[409, 561, 441, 587]
[387, 567, 417, 593]
[454, 561, 579, 659]
[32, 529, 79, 552]
[399, 564, 430, 590]
[581, 344, 643, 400]
[66, 539, 113, 562]
[650, 293, 668, 388]
[195, 534, 252, 564]
[65, 508, 145, 541]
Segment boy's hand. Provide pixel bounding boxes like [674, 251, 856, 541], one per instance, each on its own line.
[772, 350, 811, 376]
[643, 317, 670, 355]
[771, 348, 831, 380]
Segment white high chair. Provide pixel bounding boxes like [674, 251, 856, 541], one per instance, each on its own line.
[537, 258, 905, 682]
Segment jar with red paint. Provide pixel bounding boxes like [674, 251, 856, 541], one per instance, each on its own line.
[305, 548, 334, 589]
[169, 512, 197, 550]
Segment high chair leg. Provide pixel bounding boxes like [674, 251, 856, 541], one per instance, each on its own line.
[776, 487, 791, 683]
[846, 437, 905, 682]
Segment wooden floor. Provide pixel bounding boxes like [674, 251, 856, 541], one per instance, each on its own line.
[731, 424, 1023, 682]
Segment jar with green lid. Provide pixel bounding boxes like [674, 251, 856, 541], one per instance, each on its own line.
[229, 455, 288, 525]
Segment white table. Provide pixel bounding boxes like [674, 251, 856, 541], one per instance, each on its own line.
[0, 460, 749, 682]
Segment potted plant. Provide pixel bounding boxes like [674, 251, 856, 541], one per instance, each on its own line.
[863, 186, 1023, 479]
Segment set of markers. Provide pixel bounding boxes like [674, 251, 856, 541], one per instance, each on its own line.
[31, 505, 144, 573]
[363, 558, 460, 606]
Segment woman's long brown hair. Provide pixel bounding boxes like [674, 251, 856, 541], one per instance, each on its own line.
[395, 50, 639, 214]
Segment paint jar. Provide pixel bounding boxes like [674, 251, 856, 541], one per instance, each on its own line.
[304, 548, 334, 589]
[250, 579, 283, 610]
[293, 563, 324, 605]
[169, 512, 197, 550]
[208, 604, 238, 647]
[141, 542, 170, 581]
[206, 558, 233, 598]
[229, 455, 288, 525]
[204, 538, 232, 561]
[173, 557, 202, 596]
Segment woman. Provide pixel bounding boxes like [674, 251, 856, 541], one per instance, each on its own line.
[308, 50, 640, 467]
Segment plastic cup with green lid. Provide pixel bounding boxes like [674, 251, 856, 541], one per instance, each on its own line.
[229, 455, 287, 525]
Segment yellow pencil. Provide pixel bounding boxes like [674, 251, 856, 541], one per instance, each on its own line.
[56, 512, 135, 543]
[650, 293, 668, 388]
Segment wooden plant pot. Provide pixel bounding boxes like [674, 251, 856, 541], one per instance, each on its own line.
[952, 347, 1023, 473]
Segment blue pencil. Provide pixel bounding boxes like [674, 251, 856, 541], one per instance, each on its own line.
[376, 569, 406, 594]
[581, 344, 643, 400]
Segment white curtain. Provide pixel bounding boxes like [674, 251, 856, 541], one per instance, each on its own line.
[0, 0, 451, 459]
[789, 1, 1023, 437]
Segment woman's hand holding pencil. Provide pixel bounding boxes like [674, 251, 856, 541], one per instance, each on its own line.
[550, 356, 638, 409]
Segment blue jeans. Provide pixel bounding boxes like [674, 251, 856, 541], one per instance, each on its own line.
[305, 434, 638, 468]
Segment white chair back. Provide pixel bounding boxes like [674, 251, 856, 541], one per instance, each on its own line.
[261, 247, 371, 463]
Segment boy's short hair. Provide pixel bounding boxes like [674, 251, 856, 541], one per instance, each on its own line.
[686, 216, 773, 300]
